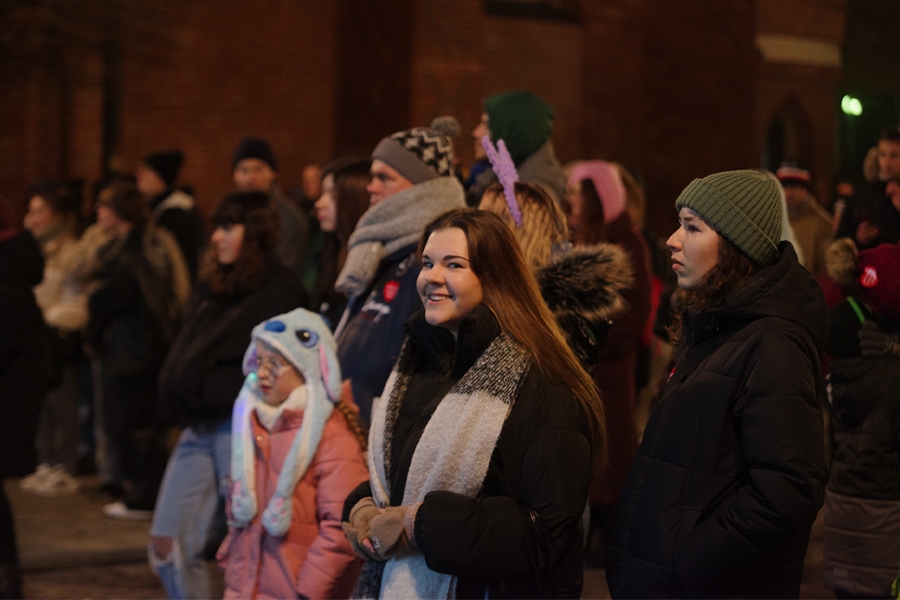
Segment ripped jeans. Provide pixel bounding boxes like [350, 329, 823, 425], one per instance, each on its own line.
[149, 417, 231, 599]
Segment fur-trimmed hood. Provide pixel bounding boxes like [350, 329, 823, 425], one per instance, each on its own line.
[535, 243, 633, 323]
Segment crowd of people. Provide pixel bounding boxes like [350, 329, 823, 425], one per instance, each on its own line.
[0, 89, 898, 599]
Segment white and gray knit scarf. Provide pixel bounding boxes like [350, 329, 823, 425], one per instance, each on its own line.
[335, 177, 465, 299]
[355, 333, 531, 599]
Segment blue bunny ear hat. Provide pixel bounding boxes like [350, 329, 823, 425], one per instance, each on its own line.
[230, 308, 342, 536]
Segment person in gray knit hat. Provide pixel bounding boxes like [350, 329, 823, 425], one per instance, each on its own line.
[607, 169, 828, 598]
[334, 117, 466, 425]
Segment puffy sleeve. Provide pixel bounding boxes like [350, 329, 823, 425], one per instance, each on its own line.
[674, 328, 826, 589]
[413, 397, 592, 593]
[296, 415, 369, 599]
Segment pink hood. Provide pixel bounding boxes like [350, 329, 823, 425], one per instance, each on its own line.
[568, 160, 626, 223]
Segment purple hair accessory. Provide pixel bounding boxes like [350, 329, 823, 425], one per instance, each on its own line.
[481, 135, 522, 227]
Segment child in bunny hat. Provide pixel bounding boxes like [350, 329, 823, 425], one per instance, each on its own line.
[217, 308, 368, 599]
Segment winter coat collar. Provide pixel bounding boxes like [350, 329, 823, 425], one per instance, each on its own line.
[683, 242, 827, 352]
[403, 303, 502, 378]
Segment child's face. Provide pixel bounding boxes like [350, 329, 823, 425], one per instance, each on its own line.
[254, 341, 305, 407]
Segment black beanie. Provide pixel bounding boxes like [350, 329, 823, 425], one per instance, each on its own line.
[232, 137, 278, 172]
[143, 150, 184, 187]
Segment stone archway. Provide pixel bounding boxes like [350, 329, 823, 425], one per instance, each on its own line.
[761, 95, 815, 172]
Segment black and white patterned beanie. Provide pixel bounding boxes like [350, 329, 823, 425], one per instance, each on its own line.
[371, 116, 460, 184]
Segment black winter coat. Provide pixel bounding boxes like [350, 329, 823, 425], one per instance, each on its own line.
[87, 226, 174, 378]
[822, 300, 900, 597]
[345, 306, 594, 598]
[606, 243, 828, 598]
[157, 260, 306, 427]
[0, 232, 46, 477]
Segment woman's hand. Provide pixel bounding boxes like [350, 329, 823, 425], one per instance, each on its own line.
[341, 498, 381, 561]
[368, 503, 421, 560]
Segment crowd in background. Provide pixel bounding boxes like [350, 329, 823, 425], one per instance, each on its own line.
[0, 89, 898, 599]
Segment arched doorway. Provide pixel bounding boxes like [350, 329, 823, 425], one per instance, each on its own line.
[761, 95, 814, 172]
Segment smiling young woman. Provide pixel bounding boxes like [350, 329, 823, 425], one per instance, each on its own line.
[342, 208, 605, 599]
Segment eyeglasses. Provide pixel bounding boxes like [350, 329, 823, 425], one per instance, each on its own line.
[254, 356, 288, 376]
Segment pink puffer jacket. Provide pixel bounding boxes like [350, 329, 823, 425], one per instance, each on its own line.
[218, 407, 368, 599]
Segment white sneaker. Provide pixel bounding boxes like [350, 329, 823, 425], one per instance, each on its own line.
[103, 501, 153, 521]
[29, 466, 80, 497]
[20, 464, 54, 492]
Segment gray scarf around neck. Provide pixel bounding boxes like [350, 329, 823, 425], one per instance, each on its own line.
[355, 333, 531, 599]
[335, 177, 464, 299]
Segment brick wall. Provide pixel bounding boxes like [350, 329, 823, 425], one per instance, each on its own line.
[0, 0, 851, 233]
[580, 0, 645, 171]
[755, 0, 845, 205]
[639, 0, 759, 236]
[117, 0, 337, 216]
[757, 0, 846, 39]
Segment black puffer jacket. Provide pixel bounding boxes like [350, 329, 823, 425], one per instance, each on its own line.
[345, 306, 594, 598]
[606, 243, 828, 598]
[822, 299, 900, 597]
[157, 260, 306, 427]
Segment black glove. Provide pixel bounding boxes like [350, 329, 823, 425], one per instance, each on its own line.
[858, 320, 900, 358]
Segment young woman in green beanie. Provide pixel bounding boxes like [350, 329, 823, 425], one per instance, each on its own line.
[605, 169, 828, 598]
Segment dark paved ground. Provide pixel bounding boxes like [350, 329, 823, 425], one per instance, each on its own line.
[7, 476, 832, 599]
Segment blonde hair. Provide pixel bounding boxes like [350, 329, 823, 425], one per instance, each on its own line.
[480, 182, 568, 268]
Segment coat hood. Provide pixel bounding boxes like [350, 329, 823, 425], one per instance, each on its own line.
[536, 243, 633, 324]
[686, 242, 828, 352]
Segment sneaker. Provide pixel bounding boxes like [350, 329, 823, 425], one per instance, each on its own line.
[20, 464, 54, 492]
[103, 501, 153, 521]
[25, 465, 80, 496]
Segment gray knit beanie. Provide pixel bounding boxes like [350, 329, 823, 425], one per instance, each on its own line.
[371, 116, 460, 184]
[675, 169, 783, 266]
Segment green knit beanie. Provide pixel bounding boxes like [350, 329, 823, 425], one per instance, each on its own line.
[675, 169, 783, 267]
[482, 90, 554, 164]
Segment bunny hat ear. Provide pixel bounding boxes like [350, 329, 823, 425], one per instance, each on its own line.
[318, 337, 342, 403]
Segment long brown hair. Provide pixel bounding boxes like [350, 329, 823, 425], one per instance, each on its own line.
[419, 208, 607, 469]
[667, 234, 758, 345]
[200, 190, 280, 297]
[480, 181, 568, 268]
[616, 163, 645, 229]
[564, 178, 605, 246]
[315, 158, 371, 309]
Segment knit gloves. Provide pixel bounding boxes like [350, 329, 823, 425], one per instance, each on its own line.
[858, 321, 900, 358]
[342, 498, 421, 562]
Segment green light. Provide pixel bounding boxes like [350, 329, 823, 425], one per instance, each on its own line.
[841, 95, 863, 116]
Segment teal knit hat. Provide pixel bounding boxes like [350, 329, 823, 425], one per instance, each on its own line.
[675, 170, 783, 266]
[483, 90, 554, 164]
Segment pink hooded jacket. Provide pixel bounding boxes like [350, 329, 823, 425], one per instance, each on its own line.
[218, 407, 368, 599]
